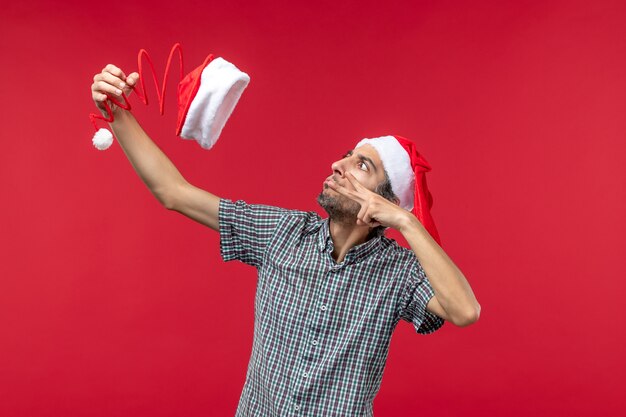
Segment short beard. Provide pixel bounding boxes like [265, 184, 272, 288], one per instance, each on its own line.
[316, 185, 361, 225]
[316, 173, 398, 238]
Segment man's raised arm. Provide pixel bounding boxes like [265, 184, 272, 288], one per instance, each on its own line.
[91, 64, 220, 231]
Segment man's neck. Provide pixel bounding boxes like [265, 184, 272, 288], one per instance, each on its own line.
[328, 218, 372, 264]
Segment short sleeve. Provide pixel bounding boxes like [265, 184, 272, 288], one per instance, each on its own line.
[398, 259, 445, 335]
[218, 198, 288, 268]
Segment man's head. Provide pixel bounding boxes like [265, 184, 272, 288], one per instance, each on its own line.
[316, 143, 400, 237]
[318, 134, 443, 246]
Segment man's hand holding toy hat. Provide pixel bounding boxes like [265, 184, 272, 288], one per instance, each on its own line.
[89, 43, 250, 151]
[91, 65, 139, 150]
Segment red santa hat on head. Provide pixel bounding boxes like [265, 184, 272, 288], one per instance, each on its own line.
[354, 135, 442, 247]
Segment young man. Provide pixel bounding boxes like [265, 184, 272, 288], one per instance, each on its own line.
[91, 65, 480, 417]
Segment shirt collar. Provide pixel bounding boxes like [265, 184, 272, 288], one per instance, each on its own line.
[316, 218, 382, 265]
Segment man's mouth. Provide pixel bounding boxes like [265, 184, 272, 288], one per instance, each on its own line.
[324, 177, 338, 189]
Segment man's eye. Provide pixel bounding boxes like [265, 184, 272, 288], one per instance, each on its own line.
[358, 161, 368, 171]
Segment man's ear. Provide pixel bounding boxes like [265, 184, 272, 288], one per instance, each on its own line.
[393, 197, 400, 206]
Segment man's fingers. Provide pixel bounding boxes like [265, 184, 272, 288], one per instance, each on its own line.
[327, 181, 361, 201]
[91, 89, 108, 102]
[127, 72, 139, 86]
[104, 64, 126, 80]
[332, 173, 387, 228]
[362, 212, 376, 226]
[94, 80, 124, 97]
[345, 172, 367, 192]
[98, 71, 127, 91]
[360, 211, 381, 228]
[91, 64, 131, 112]
[358, 206, 373, 225]
[356, 218, 379, 227]
[122, 72, 139, 96]
[357, 206, 367, 225]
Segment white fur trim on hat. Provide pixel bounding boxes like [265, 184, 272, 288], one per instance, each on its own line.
[355, 136, 415, 211]
[180, 57, 250, 149]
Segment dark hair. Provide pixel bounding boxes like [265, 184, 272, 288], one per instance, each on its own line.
[367, 170, 398, 239]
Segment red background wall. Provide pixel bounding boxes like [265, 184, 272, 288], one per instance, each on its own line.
[1, 0, 624, 416]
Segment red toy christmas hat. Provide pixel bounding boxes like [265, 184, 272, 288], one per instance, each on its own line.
[89, 43, 249, 151]
[355, 135, 442, 246]
[176, 56, 250, 149]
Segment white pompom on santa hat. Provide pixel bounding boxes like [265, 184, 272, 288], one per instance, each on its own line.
[355, 134, 442, 247]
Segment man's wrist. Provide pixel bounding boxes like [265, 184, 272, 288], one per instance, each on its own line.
[108, 107, 132, 124]
[397, 212, 419, 235]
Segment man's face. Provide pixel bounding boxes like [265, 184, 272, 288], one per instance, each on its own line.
[317, 144, 387, 223]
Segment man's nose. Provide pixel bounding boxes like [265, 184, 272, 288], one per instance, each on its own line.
[331, 159, 344, 177]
